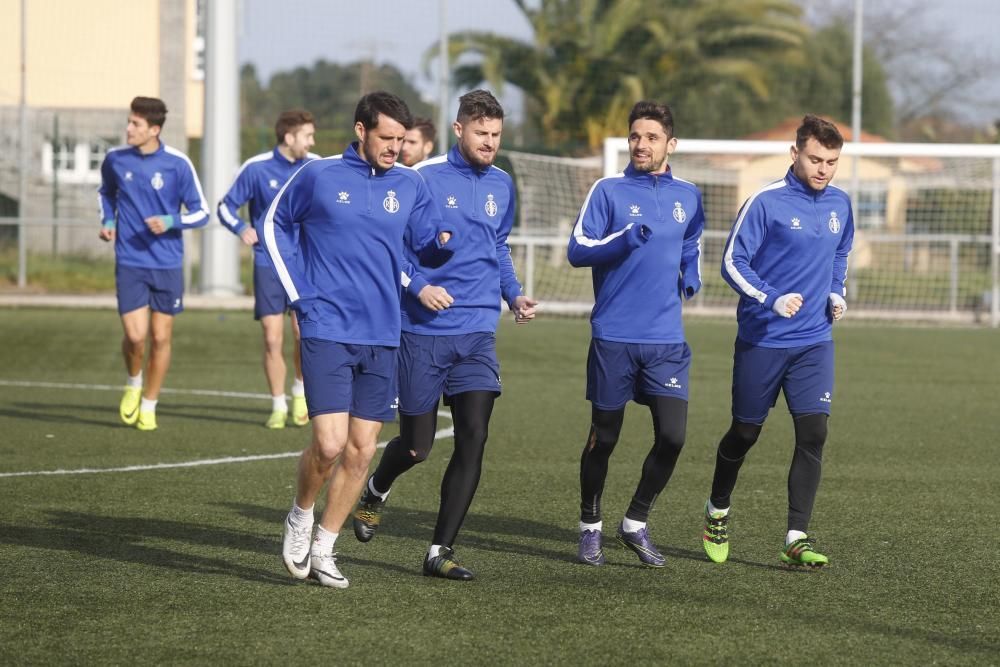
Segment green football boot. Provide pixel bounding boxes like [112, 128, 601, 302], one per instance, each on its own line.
[119, 386, 141, 425]
[702, 503, 730, 564]
[265, 409, 288, 429]
[780, 537, 829, 569]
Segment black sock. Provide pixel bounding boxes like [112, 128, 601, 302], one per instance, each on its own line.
[625, 397, 688, 522]
[370, 407, 438, 493]
[787, 413, 828, 532]
[709, 419, 763, 509]
[432, 391, 496, 547]
[579, 406, 625, 524]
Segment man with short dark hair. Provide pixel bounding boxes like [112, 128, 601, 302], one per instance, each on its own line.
[701, 114, 854, 569]
[400, 117, 436, 167]
[265, 91, 453, 589]
[217, 109, 318, 429]
[99, 96, 209, 431]
[351, 90, 536, 580]
[567, 100, 704, 568]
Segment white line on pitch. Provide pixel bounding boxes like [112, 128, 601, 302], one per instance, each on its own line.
[0, 380, 454, 478]
[0, 379, 271, 401]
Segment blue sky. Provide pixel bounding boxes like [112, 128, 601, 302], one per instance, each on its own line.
[238, 0, 1000, 127]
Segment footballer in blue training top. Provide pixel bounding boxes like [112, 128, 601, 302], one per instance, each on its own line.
[702, 114, 855, 570]
[268, 92, 454, 590]
[352, 90, 538, 582]
[98, 96, 209, 432]
[217, 109, 319, 430]
[568, 100, 704, 569]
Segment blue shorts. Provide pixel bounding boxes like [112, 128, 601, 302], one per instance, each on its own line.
[253, 263, 290, 320]
[398, 331, 501, 415]
[586, 339, 691, 410]
[115, 265, 184, 315]
[300, 339, 398, 422]
[731, 339, 834, 423]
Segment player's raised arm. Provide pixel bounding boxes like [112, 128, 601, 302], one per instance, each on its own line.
[721, 195, 781, 310]
[218, 159, 257, 244]
[679, 190, 705, 299]
[97, 155, 118, 241]
[567, 181, 649, 268]
[260, 162, 317, 315]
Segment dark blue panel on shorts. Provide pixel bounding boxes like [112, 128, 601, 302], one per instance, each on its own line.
[398, 331, 501, 415]
[253, 263, 291, 319]
[586, 339, 691, 410]
[300, 338, 398, 422]
[116, 265, 184, 315]
[731, 339, 834, 422]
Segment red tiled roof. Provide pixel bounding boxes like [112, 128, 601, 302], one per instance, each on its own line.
[742, 116, 886, 143]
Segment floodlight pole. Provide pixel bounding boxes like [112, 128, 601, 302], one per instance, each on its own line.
[199, 0, 242, 296]
[437, 0, 449, 155]
[850, 0, 863, 205]
[17, 0, 27, 288]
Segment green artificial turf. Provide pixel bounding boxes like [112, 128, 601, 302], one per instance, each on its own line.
[0, 310, 997, 664]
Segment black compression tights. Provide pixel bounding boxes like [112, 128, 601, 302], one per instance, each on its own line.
[579, 397, 688, 524]
[709, 413, 828, 532]
[370, 391, 496, 547]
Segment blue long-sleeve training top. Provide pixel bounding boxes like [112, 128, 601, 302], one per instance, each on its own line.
[217, 147, 319, 266]
[403, 144, 523, 335]
[260, 143, 451, 347]
[98, 142, 209, 269]
[567, 163, 704, 344]
[721, 167, 855, 348]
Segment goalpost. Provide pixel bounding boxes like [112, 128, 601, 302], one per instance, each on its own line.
[505, 141, 1000, 326]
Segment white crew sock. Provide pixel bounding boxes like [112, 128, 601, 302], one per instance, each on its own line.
[786, 529, 807, 546]
[621, 518, 646, 533]
[289, 503, 314, 530]
[580, 520, 602, 533]
[291, 378, 305, 397]
[127, 373, 142, 388]
[707, 500, 730, 517]
[139, 397, 157, 413]
[311, 525, 338, 556]
[272, 394, 287, 412]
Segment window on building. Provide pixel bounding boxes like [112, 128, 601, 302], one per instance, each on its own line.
[41, 136, 108, 184]
[88, 139, 112, 172]
[856, 183, 888, 230]
[53, 137, 76, 173]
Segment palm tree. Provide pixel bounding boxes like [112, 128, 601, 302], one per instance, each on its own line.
[441, 0, 807, 150]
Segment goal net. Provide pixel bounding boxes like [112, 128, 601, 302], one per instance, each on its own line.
[505, 140, 1000, 325]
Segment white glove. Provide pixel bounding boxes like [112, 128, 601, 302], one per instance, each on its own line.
[772, 293, 803, 318]
[829, 292, 847, 320]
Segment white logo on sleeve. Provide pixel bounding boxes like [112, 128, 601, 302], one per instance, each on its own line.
[820, 391, 832, 403]
[124, 171, 133, 181]
[150, 172, 164, 190]
[485, 193, 498, 217]
[828, 211, 841, 233]
[665, 377, 682, 389]
[383, 190, 400, 213]
[446, 195, 458, 208]
[269, 179, 279, 189]
[791, 217, 802, 230]
[629, 204, 642, 217]
[337, 191, 350, 204]
[672, 201, 686, 223]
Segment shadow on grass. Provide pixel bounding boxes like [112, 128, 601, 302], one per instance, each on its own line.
[218, 501, 793, 574]
[0, 510, 294, 586]
[2, 401, 270, 428]
[221, 501, 595, 567]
